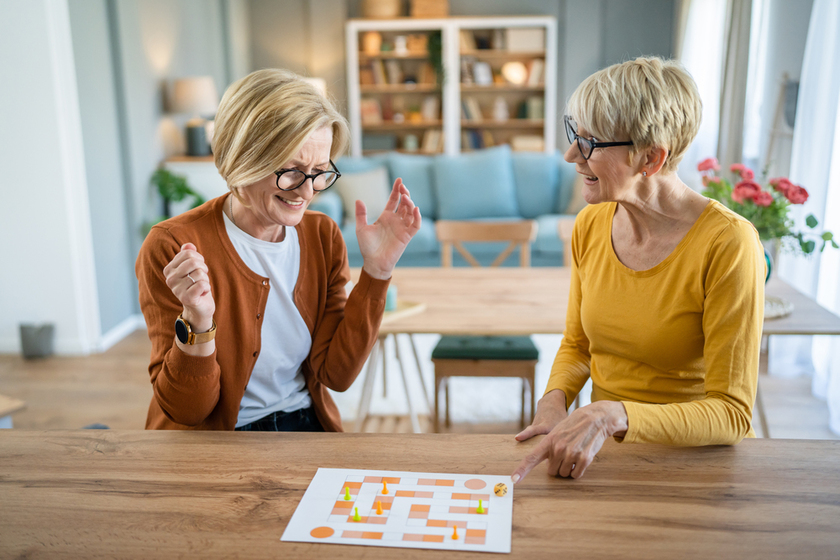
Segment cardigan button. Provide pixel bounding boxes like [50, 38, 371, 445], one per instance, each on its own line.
[262, 280, 267, 286]
[253, 351, 258, 357]
[256, 313, 261, 319]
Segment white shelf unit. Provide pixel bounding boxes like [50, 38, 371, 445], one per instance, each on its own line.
[346, 16, 557, 157]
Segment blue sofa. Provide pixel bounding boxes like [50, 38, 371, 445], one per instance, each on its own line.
[310, 145, 580, 267]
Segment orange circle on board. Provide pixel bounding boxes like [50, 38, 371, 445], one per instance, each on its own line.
[464, 479, 486, 490]
[310, 526, 335, 539]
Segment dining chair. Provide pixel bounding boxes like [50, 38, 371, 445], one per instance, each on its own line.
[431, 220, 539, 432]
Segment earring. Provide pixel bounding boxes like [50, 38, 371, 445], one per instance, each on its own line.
[642, 171, 648, 177]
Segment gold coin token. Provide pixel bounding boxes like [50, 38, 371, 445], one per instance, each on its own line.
[494, 482, 508, 497]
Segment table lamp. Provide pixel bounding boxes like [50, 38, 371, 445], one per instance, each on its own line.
[172, 76, 219, 156]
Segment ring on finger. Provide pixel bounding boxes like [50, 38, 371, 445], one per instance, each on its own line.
[187, 272, 196, 285]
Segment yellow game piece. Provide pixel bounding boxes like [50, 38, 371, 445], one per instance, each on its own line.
[353, 507, 361, 522]
[476, 499, 484, 514]
[376, 501, 383, 515]
[452, 525, 459, 540]
[344, 486, 351, 501]
[382, 480, 389, 494]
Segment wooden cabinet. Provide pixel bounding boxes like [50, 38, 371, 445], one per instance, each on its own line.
[346, 16, 556, 157]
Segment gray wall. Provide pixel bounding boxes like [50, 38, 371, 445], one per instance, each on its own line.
[68, 0, 135, 334]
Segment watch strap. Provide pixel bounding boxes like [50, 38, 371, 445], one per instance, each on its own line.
[177, 314, 217, 345]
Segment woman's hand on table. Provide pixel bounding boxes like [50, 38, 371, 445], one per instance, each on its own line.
[515, 389, 569, 442]
[512, 399, 628, 482]
[356, 178, 422, 280]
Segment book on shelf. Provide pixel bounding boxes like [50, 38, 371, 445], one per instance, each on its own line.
[421, 129, 443, 153]
[527, 59, 544, 85]
[506, 28, 545, 52]
[372, 59, 387, 85]
[526, 96, 544, 120]
[460, 128, 495, 151]
[360, 98, 383, 125]
[418, 61, 436, 85]
[421, 95, 439, 121]
[460, 57, 474, 84]
[384, 59, 403, 85]
[363, 133, 398, 151]
[459, 29, 477, 51]
[460, 96, 483, 122]
[359, 65, 375, 86]
[511, 134, 544, 151]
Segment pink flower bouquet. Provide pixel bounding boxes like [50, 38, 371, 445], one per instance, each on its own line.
[697, 157, 837, 255]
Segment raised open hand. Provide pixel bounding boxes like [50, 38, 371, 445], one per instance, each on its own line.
[356, 178, 422, 279]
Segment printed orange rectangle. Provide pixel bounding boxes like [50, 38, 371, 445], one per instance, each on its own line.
[451, 493, 472, 500]
[342, 481, 363, 489]
[403, 533, 424, 542]
[374, 495, 395, 503]
[435, 479, 455, 486]
[367, 517, 387, 525]
[415, 491, 434, 498]
[341, 531, 364, 538]
[363, 476, 382, 483]
[382, 476, 401, 484]
[465, 536, 486, 545]
[472, 493, 490, 500]
[426, 519, 447, 528]
[466, 529, 487, 538]
[333, 500, 353, 509]
[361, 532, 383, 540]
[408, 511, 429, 519]
[410, 504, 430, 512]
[446, 520, 467, 528]
[395, 490, 415, 498]
[417, 478, 436, 486]
[423, 534, 445, 543]
[449, 506, 469, 514]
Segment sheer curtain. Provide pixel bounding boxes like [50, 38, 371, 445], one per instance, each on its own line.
[772, 0, 840, 434]
[677, 0, 728, 191]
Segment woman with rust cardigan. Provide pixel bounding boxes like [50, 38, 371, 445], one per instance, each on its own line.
[136, 69, 421, 431]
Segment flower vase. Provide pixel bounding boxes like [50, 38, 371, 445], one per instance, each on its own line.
[761, 239, 794, 319]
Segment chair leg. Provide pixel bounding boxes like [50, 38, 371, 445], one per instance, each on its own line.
[756, 378, 770, 438]
[382, 335, 389, 398]
[529, 374, 536, 424]
[520, 379, 526, 429]
[355, 337, 382, 432]
[433, 375, 442, 433]
[445, 378, 450, 428]
[394, 335, 421, 433]
[408, 334, 431, 411]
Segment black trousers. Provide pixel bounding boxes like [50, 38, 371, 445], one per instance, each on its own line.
[234, 406, 325, 432]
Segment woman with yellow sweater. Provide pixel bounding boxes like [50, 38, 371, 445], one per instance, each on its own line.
[512, 57, 764, 481]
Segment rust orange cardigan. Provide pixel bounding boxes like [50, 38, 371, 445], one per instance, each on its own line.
[135, 195, 388, 430]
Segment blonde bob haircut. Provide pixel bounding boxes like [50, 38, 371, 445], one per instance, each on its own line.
[213, 69, 349, 193]
[566, 57, 701, 174]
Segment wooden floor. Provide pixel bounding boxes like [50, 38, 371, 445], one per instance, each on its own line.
[0, 328, 837, 439]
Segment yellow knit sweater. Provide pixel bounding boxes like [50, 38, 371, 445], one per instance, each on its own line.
[545, 200, 765, 445]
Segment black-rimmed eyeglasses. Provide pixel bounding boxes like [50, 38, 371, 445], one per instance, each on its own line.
[564, 115, 633, 160]
[274, 160, 341, 192]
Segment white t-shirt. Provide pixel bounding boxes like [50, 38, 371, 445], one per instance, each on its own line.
[222, 213, 313, 427]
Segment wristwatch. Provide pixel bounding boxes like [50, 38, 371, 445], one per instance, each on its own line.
[175, 313, 217, 345]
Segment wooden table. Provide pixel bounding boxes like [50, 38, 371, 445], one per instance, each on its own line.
[1, 431, 838, 559]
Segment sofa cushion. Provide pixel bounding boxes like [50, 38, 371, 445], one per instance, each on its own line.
[432, 145, 519, 220]
[336, 154, 390, 174]
[512, 152, 559, 219]
[341, 216, 439, 258]
[388, 153, 437, 220]
[307, 190, 343, 224]
[533, 214, 567, 257]
[334, 166, 391, 224]
[557, 159, 578, 214]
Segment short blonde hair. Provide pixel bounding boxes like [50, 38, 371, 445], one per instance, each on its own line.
[213, 69, 349, 191]
[566, 57, 701, 174]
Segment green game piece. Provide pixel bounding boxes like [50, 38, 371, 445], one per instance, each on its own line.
[344, 486, 351, 501]
[353, 507, 361, 522]
[476, 499, 485, 514]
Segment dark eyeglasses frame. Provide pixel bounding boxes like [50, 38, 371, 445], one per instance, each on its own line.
[274, 159, 341, 192]
[564, 115, 633, 160]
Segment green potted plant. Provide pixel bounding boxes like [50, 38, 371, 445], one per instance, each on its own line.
[143, 168, 206, 234]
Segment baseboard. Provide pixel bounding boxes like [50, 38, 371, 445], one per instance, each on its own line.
[97, 314, 146, 352]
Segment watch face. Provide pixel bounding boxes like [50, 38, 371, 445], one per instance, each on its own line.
[175, 318, 190, 344]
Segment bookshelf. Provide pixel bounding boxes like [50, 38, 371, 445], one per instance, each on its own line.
[346, 16, 556, 156]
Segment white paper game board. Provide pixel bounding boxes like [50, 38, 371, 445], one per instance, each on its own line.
[281, 468, 513, 554]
